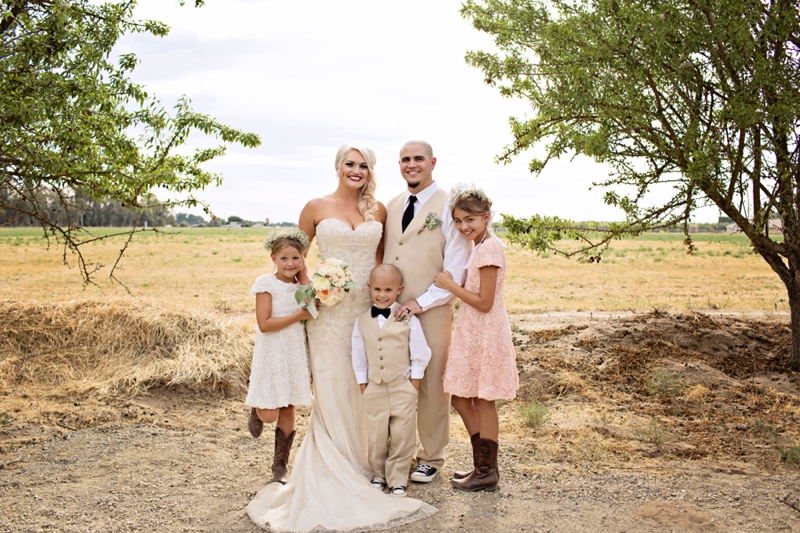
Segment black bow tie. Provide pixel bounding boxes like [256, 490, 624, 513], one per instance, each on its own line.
[371, 306, 391, 319]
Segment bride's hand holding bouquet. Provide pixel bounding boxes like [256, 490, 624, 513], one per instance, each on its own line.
[295, 256, 357, 319]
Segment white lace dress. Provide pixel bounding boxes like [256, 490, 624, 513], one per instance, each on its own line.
[246, 274, 312, 409]
[246, 219, 436, 532]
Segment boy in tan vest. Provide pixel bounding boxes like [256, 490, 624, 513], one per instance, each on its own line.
[351, 264, 432, 497]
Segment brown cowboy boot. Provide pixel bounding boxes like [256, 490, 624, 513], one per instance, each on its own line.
[271, 427, 296, 484]
[452, 432, 480, 480]
[248, 408, 264, 438]
[450, 438, 499, 492]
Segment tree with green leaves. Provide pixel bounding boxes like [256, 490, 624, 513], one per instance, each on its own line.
[461, 0, 800, 367]
[1, 1, 260, 285]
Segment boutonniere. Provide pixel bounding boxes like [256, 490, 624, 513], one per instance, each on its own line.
[416, 212, 442, 234]
[401, 313, 411, 326]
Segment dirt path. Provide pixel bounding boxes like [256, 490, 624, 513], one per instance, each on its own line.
[3, 421, 800, 532]
[3, 311, 800, 532]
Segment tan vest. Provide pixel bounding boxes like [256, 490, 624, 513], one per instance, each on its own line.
[384, 188, 449, 304]
[358, 309, 410, 383]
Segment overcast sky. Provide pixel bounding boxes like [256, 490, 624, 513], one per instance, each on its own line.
[119, 0, 719, 224]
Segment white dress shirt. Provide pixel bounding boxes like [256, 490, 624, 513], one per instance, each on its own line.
[401, 182, 472, 311]
[351, 312, 432, 384]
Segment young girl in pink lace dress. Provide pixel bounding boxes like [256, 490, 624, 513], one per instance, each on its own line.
[433, 184, 519, 493]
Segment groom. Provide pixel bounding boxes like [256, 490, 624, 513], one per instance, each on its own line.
[386, 140, 471, 483]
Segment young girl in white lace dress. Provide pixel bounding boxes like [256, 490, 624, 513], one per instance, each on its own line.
[246, 227, 313, 484]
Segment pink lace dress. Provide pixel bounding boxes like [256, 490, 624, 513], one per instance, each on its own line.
[443, 237, 519, 400]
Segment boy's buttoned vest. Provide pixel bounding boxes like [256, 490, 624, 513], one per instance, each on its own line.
[358, 309, 411, 384]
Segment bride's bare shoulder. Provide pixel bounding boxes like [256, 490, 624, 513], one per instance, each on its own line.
[300, 197, 332, 218]
[375, 201, 387, 224]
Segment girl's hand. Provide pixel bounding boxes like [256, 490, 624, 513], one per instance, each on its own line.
[434, 270, 454, 290]
[298, 308, 313, 320]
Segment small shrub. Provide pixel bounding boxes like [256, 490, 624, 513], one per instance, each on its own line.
[571, 435, 610, 461]
[779, 446, 800, 466]
[595, 412, 616, 426]
[645, 367, 685, 398]
[231, 256, 242, 262]
[518, 400, 551, 429]
[632, 418, 672, 446]
[750, 418, 781, 445]
[0, 412, 11, 427]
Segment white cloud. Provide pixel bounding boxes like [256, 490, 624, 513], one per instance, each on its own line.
[118, 0, 719, 224]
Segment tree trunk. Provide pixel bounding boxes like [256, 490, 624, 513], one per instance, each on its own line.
[756, 246, 800, 370]
[787, 277, 800, 371]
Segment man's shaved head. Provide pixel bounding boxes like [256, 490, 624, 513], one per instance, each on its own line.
[400, 140, 434, 159]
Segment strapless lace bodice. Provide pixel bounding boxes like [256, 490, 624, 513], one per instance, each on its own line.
[311, 219, 381, 319]
[315, 218, 382, 287]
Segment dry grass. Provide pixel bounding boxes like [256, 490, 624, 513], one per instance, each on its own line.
[681, 384, 712, 404]
[549, 370, 592, 399]
[0, 299, 252, 399]
[503, 233, 786, 312]
[0, 228, 788, 314]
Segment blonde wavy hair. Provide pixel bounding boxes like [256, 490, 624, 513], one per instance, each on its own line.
[335, 142, 378, 222]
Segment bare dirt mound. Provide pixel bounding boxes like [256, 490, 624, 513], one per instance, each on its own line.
[514, 311, 800, 464]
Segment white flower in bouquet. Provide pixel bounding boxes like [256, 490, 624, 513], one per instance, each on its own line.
[295, 256, 358, 319]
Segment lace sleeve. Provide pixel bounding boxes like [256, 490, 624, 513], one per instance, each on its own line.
[250, 274, 275, 295]
[476, 239, 505, 269]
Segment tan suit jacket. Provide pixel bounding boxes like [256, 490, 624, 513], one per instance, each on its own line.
[383, 188, 453, 469]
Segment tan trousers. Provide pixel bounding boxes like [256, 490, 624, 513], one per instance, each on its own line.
[363, 372, 418, 488]
[415, 304, 454, 470]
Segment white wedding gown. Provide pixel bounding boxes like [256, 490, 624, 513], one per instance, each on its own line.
[247, 219, 437, 532]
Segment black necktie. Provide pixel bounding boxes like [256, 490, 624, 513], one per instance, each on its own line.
[401, 195, 417, 232]
[371, 306, 391, 319]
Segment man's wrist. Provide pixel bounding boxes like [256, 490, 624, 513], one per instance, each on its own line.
[414, 295, 433, 312]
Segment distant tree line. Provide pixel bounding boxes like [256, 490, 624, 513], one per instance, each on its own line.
[1, 186, 296, 229]
[175, 214, 297, 228]
[0, 187, 172, 227]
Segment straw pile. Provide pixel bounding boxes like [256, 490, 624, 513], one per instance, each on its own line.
[0, 300, 253, 398]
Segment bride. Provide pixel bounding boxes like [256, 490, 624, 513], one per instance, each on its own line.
[246, 143, 436, 532]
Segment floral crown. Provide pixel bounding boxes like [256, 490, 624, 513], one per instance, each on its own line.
[263, 227, 310, 253]
[448, 183, 491, 211]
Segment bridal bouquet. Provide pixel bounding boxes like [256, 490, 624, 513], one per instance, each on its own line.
[295, 257, 357, 319]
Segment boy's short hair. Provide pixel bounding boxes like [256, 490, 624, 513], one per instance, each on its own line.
[370, 264, 403, 285]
